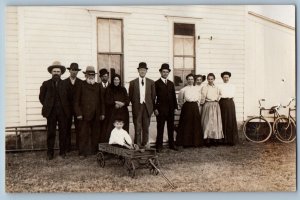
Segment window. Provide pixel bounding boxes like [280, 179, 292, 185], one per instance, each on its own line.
[173, 23, 195, 90]
[97, 18, 123, 82]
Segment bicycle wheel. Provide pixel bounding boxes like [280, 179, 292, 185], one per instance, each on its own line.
[273, 116, 296, 143]
[243, 116, 272, 143]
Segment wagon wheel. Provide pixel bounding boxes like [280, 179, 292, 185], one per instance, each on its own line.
[125, 159, 136, 178]
[149, 158, 159, 175]
[96, 152, 105, 168]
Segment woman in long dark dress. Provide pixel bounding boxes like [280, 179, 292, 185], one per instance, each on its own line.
[176, 74, 203, 147]
[104, 74, 130, 142]
[218, 71, 239, 145]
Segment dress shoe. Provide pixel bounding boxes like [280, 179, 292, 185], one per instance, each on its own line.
[156, 147, 163, 153]
[47, 152, 54, 160]
[58, 154, 66, 160]
[169, 146, 179, 151]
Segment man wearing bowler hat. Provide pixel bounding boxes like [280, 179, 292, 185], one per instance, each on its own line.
[129, 62, 156, 148]
[154, 63, 178, 152]
[64, 63, 83, 151]
[74, 66, 105, 158]
[99, 68, 110, 90]
[39, 61, 71, 160]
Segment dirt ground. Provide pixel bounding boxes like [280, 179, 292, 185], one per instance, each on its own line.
[5, 139, 296, 192]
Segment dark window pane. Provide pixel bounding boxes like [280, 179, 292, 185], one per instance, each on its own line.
[97, 54, 122, 83]
[174, 68, 195, 90]
[174, 23, 195, 36]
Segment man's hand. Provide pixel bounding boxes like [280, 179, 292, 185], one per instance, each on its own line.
[154, 109, 159, 116]
[77, 115, 83, 120]
[115, 101, 125, 108]
[100, 115, 105, 120]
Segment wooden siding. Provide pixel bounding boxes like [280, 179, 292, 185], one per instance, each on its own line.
[5, 7, 19, 126]
[244, 13, 295, 119]
[6, 5, 247, 128]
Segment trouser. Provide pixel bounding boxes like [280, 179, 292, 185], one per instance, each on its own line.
[156, 111, 175, 149]
[66, 113, 80, 151]
[133, 103, 150, 147]
[79, 115, 100, 156]
[46, 108, 67, 156]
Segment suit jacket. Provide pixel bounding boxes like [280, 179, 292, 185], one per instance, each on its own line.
[39, 78, 71, 118]
[63, 77, 83, 111]
[74, 81, 105, 121]
[129, 77, 156, 117]
[154, 78, 178, 114]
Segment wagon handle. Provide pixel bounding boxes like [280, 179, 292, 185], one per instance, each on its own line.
[149, 159, 175, 189]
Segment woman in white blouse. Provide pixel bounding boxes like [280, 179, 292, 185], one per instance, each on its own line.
[200, 73, 224, 147]
[176, 74, 203, 148]
[194, 74, 206, 114]
[218, 71, 238, 145]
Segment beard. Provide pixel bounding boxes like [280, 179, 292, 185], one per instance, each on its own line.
[52, 74, 60, 82]
[86, 77, 95, 85]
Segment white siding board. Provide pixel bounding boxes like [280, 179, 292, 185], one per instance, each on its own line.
[5, 7, 19, 127]
[6, 5, 248, 127]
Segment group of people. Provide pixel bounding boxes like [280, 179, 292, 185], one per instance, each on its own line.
[39, 61, 238, 160]
[176, 72, 239, 148]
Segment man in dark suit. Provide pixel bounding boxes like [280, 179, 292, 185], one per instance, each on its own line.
[74, 66, 105, 158]
[129, 62, 156, 148]
[64, 63, 82, 152]
[98, 68, 110, 143]
[39, 61, 71, 160]
[99, 68, 110, 89]
[154, 63, 178, 152]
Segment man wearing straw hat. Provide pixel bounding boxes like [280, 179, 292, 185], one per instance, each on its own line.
[74, 66, 105, 158]
[39, 61, 71, 160]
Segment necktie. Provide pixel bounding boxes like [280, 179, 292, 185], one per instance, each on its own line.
[165, 79, 167, 85]
[141, 78, 144, 86]
[104, 83, 106, 88]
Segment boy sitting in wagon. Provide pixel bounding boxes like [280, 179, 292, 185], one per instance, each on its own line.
[109, 118, 136, 149]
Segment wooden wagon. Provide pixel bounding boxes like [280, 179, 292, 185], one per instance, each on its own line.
[96, 143, 160, 178]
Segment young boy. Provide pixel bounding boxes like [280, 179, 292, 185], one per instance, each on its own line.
[109, 118, 134, 149]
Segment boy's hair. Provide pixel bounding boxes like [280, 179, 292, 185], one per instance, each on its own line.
[114, 118, 124, 123]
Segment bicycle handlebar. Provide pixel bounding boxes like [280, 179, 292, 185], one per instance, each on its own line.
[283, 97, 295, 108]
[258, 99, 266, 108]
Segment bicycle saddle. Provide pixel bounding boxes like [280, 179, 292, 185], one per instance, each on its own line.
[269, 106, 278, 114]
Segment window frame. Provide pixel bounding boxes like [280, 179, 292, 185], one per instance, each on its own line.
[173, 22, 196, 90]
[97, 17, 124, 83]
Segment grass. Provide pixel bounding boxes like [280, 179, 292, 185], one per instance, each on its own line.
[5, 139, 296, 192]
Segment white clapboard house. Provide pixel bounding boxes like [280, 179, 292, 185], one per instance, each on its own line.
[5, 5, 295, 143]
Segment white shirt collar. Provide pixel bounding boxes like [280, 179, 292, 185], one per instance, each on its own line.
[161, 77, 167, 83]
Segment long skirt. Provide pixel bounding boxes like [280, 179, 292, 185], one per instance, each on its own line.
[201, 101, 224, 139]
[176, 102, 203, 147]
[219, 98, 239, 145]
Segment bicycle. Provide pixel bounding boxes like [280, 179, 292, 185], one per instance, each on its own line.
[273, 98, 296, 143]
[243, 98, 296, 143]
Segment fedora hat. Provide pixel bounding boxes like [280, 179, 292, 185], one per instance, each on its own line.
[99, 68, 109, 77]
[67, 63, 81, 71]
[159, 63, 171, 72]
[83, 66, 97, 75]
[137, 62, 148, 70]
[47, 61, 66, 74]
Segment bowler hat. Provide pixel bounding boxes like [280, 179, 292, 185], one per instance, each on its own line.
[221, 71, 232, 78]
[137, 62, 148, 70]
[67, 63, 81, 71]
[83, 66, 97, 75]
[99, 68, 109, 77]
[47, 61, 66, 74]
[159, 63, 171, 72]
